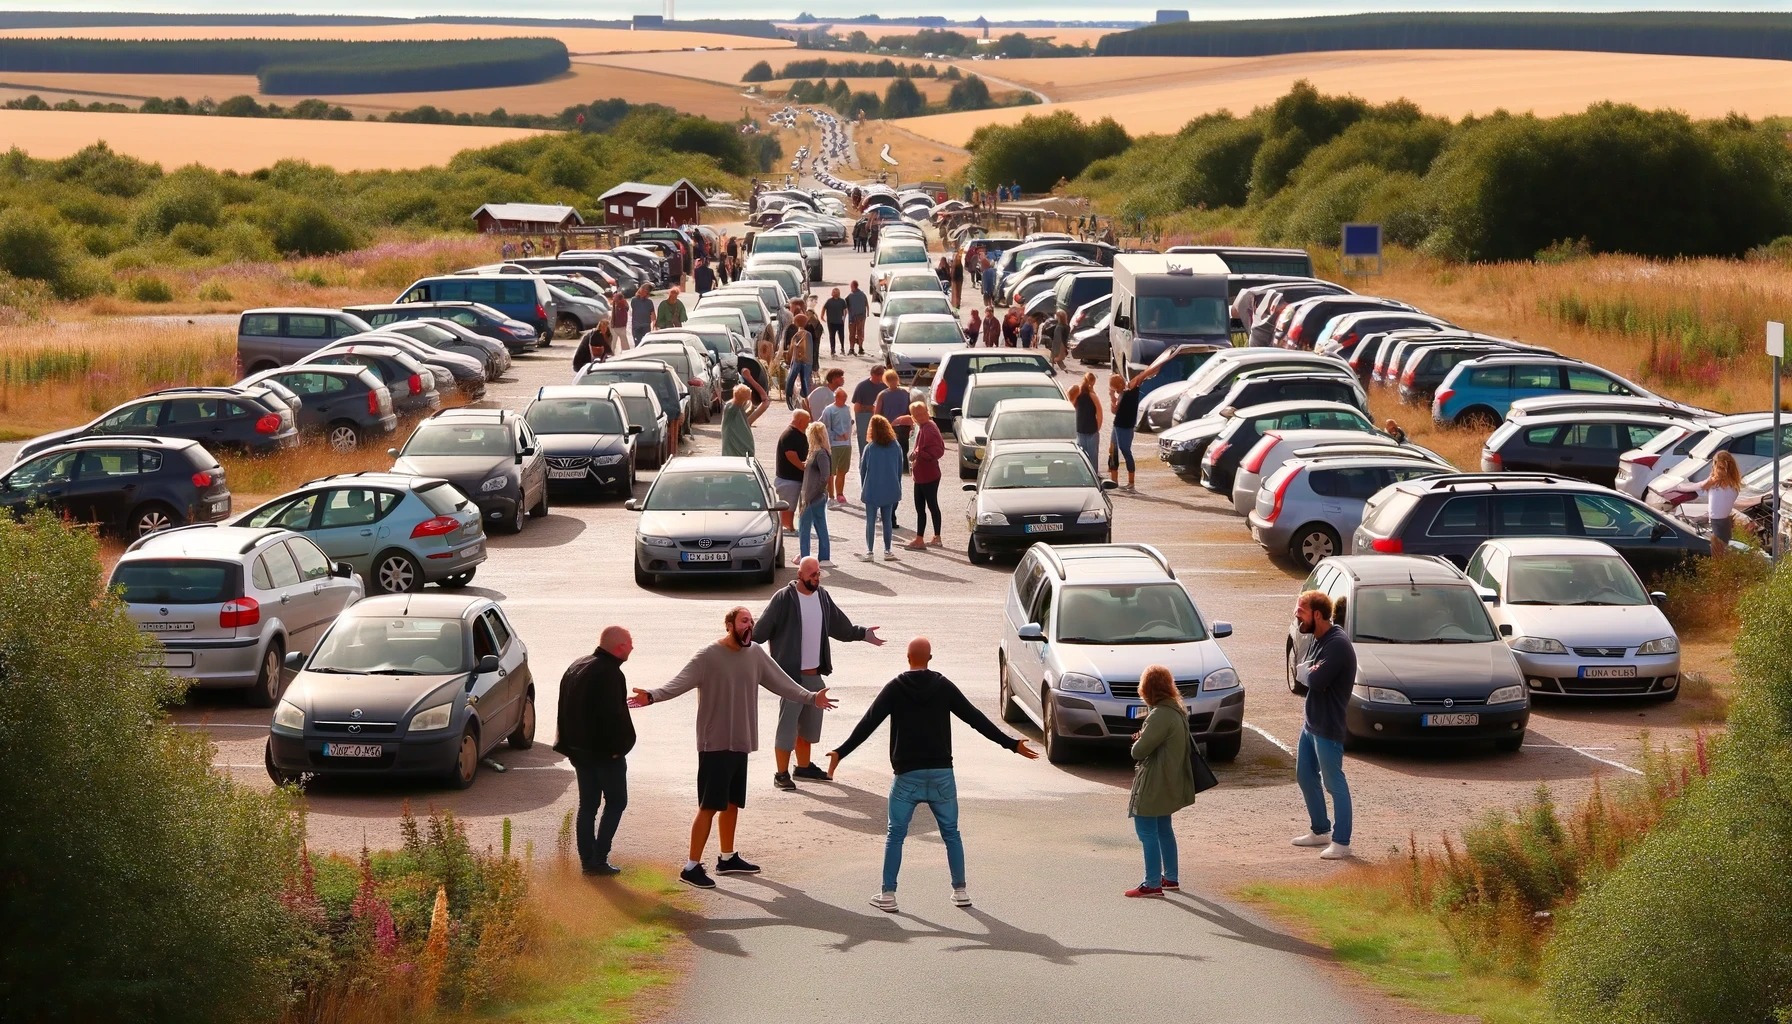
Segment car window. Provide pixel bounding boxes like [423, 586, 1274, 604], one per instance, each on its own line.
[473, 617, 500, 661]
[310, 615, 467, 674]
[985, 452, 1097, 489]
[288, 315, 329, 339]
[644, 471, 766, 511]
[1626, 423, 1669, 449]
[1307, 409, 1369, 430]
[6, 451, 78, 489]
[1312, 467, 1384, 501]
[258, 545, 302, 589]
[73, 449, 143, 479]
[966, 384, 1064, 418]
[1469, 366, 1510, 388]
[251, 557, 272, 589]
[319, 488, 393, 527]
[1572, 494, 1662, 539]
[241, 314, 281, 336]
[1513, 365, 1559, 390]
[1507, 554, 1648, 605]
[1351, 584, 1497, 643]
[1523, 425, 1564, 447]
[99, 401, 165, 430]
[404, 423, 512, 457]
[1566, 367, 1626, 394]
[1056, 584, 1207, 644]
[1428, 496, 1489, 536]
[1464, 547, 1493, 590]
[1495, 494, 1571, 534]
[286, 538, 332, 581]
[1387, 465, 1442, 485]
[111, 560, 237, 603]
[329, 318, 361, 338]
[990, 409, 1075, 439]
[1028, 579, 1054, 631]
[1014, 553, 1046, 614]
[481, 608, 513, 649]
[1558, 422, 1622, 449]
[164, 399, 223, 425]
[250, 493, 319, 530]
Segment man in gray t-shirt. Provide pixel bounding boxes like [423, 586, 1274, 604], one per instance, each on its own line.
[719, 380, 769, 458]
[628, 285, 654, 343]
[845, 281, 870, 355]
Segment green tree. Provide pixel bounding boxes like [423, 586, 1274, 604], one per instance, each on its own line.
[846, 91, 881, 119]
[0, 207, 81, 295]
[968, 111, 1132, 192]
[742, 59, 774, 82]
[946, 74, 993, 112]
[882, 77, 925, 119]
[272, 197, 360, 256]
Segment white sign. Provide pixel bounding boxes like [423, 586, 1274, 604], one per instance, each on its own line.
[1769, 320, 1785, 359]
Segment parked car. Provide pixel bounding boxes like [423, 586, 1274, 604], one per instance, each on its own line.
[983, 397, 1078, 452]
[999, 543, 1242, 764]
[1172, 367, 1365, 429]
[1641, 414, 1792, 511]
[239, 364, 398, 452]
[1313, 310, 1454, 356]
[346, 302, 540, 356]
[1068, 295, 1113, 364]
[1, 436, 230, 537]
[631, 340, 719, 423]
[877, 293, 955, 352]
[232, 472, 485, 594]
[395, 274, 554, 340]
[927, 349, 1054, 433]
[884, 312, 966, 385]
[1466, 538, 1680, 700]
[1286, 555, 1528, 751]
[627, 456, 786, 586]
[1277, 295, 1417, 349]
[266, 593, 535, 789]
[389, 409, 549, 535]
[954, 371, 1065, 478]
[15, 385, 299, 464]
[525, 386, 640, 499]
[377, 318, 510, 380]
[1230, 428, 1440, 516]
[297, 344, 442, 416]
[965, 441, 1116, 563]
[330, 332, 483, 401]
[680, 322, 750, 390]
[111, 524, 363, 706]
[750, 230, 820, 284]
[871, 237, 932, 299]
[696, 292, 775, 347]
[1153, 349, 1350, 431]
[1245, 282, 1353, 348]
[1202, 402, 1377, 494]
[1433, 356, 1660, 426]
[608, 381, 670, 470]
[1248, 453, 1453, 566]
[1480, 412, 1689, 487]
[574, 360, 691, 442]
[237, 308, 373, 373]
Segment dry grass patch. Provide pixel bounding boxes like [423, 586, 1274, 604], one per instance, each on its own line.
[0, 321, 237, 435]
[220, 443, 401, 509]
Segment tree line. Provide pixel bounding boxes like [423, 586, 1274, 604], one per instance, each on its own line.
[784, 26, 1090, 58]
[783, 74, 1035, 119]
[743, 57, 948, 82]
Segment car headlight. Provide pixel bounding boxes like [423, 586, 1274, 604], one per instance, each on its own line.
[1351, 684, 1412, 704]
[273, 700, 305, 731]
[1056, 671, 1106, 695]
[1510, 636, 1568, 654]
[739, 530, 775, 546]
[480, 475, 509, 493]
[976, 511, 1010, 526]
[640, 534, 674, 547]
[1201, 667, 1240, 691]
[409, 702, 454, 732]
[593, 454, 625, 466]
[1487, 685, 1528, 706]
[1167, 438, 1196, 452]
[1637, 636, 1680, 655]
[1077, 508, 1108, 524]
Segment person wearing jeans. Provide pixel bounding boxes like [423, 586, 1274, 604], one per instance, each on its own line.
[1070, 372, 1103, 473]
[904, 402, 944, 549]
[552, 626, 637, 876]
[796, 423, 833, 562]
[1107, 365, 1156, 491]
[827, 637, 1037, 912]
[1291, 590, 1356, 860]
[1125, 665, 1197, 897]
[858, 415, 904, 560]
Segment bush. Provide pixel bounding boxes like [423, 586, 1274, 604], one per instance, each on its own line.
[969, 111, 1132, 192]
[0, 207, 95, 299]
[0, 513, 304, 1022]
[741, 59, 773, 82]
[127, 274, 174, 302]
[131, 168, 222, 237]
[882, 77, 925, 119]
[271, 199, 359, 257]
[196, 280, 234, 302]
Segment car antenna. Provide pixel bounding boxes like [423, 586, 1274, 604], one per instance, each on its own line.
[1409, 571, 1419, 595]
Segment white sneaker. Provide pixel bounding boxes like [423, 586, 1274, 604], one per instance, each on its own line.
[951, 887, 972, 908]
[869, 891, 898, 913]
[1319, 842, 1353, 860]
[857, 551, 873, 561]
[884, 549, 898, 560]
[818, 560, 836, 568]
[1291, 831, 1332, 848]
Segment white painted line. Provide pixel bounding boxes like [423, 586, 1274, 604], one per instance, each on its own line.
[1534, 744, 1643, 775]
[1523, 744, 1617, 751]
[1242, 721, 1295, 755]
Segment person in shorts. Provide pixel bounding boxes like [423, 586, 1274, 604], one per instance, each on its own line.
[756, 558, 883, 790]
[820, 386, 855, 505]
[773, 409, 810, 530]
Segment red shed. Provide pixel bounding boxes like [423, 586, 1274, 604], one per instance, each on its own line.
[598, 179, 707, 228]
[470, 203, 584, 234]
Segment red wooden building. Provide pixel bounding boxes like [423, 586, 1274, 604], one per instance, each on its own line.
[470, 203, 584, 234]
[597, 179, 707, 228]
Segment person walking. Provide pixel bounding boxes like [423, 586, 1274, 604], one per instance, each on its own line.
[821, 387, 853, 505]
[1001, 307, 1021, 347]
[905, 401, 944, 549]
[795, 427, 835, 565]
[950, 253, 966, 309]
[1047, 309, 1072, 372]
[852, 219, 867, 253]
[965, 308, 983, 345]
[610, 290, 630, 345]
[693, 258, 716, 297]
[846, 281, 870, 355]
[980, 304, 1001, 348]
[1070, 372, 1104, 472]
[628, 607, 838, 889]
[859, 414, 903, 561]
[1018, 312, 1038, 349]
[726, 233, 740, 268]
[823, 287, 848, 356]
[720, 380, 771, 459]
[629, 284, 654, 344]
[1694, 450, 1743, 556]
[875, 368, 912, 472]
[554, 626, 637, 877]
[773, 409, 811, 531]
[935, 256, 953, 293]
[784, 314, 814, 409]
[981, 257, 997, 306]
[851, 363, 885, 452]
[757, 556, 884, 789]
[655, 287, 688, 330]
[827, 637, 1037, 911]
[1124, 664, 1198, 897]
[1292, 590, 1356, 861]
[809, 367, 845, 421]
[1107, 364, 1155, 491]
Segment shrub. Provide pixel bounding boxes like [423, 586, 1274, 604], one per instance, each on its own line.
[272, 199, 359, 257]
[195, 280, 234, 302]
[882, 77, 925, 119]
[127, 275, 175, 302]
[969, 111, 1132, 192]
[741, 59, 774, 82]
[0, 207, 95, 299]
[131, 168, 222, 237]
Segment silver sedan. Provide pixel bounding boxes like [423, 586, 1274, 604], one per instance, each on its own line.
[626, 457, 788, 587]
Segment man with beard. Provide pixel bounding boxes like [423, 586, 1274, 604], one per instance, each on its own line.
[629, 607, 838, 889]
[1290, 590, 1356, 861]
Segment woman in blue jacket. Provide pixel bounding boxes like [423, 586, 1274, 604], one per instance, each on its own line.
[858, 414, 904, 561]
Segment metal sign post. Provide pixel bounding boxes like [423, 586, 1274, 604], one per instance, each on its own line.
[1770, 321, 1785, 559]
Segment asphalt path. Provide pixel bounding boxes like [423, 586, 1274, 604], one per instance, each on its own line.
[166, 239, 1699, 1024]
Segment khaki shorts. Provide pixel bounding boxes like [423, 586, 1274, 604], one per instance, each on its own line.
[830, 445, 852, 471]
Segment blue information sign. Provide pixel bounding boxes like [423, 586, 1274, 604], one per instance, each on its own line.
[1341, 223, 1382, 258]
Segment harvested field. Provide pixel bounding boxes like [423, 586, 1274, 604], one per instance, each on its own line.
[0, 108, 544, 171]
[776, 23, 1122, 46]
[899, 48, 1792, 146]
[578, 47, 945, 84]
[0, 24, 792, 54]
[770, 76, 960, 102]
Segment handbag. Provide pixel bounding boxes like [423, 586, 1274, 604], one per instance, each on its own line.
[1188, 726, 1219, 794]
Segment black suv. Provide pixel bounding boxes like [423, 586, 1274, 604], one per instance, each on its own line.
[389, 408, 549, 534]
[1, 436, 231, 536]
[1480, 413, 1690, 488]
[14, 385, 298, 463]
[239, 364, 399, 452]
[1351, 473, 1710, 581]
[926, 349, 1054, 432]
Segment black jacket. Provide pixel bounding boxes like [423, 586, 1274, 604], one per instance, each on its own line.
[753, 582, 865, 679]
[553, 649, 635, 759]
[832, 669, 1018, 774]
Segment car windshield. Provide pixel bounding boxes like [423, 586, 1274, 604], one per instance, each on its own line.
[895, 323, 963, 347]
[111, 560, 235, 604]
[985, 451, 1096, 489]
[526, 399, 624, 435]
[402, 423, 511, 457]
[1056, 584, 1207, 645]
[1506, 555, 1648, 606]
[619, 395, 658, 427]
[553, 279, 602, 299]
[1352, 585, 1500, 644]
[755, 235, 800, 253]
[884, 297, 950, 319]
[308, 616, 467, 675]
[878, 246, 928, 265]
[583, 369, 666, 391]
[889, 276, 939, 292]
[1137, 295, 1229, 336]
[990, 409, 1076, 440]
[967, 384, 1063, 418]
[645, 471, 766, 511]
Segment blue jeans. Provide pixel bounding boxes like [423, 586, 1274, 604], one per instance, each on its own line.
[1076, 432, 1100, 471]
[786, 363, 812, 407]
[1109, 427, 1136, 475]
[798, 501, 830, 561]
[572, 756, 628, 870]
[884, 768, 965, 892]
[1296, 727, 1352, 846]
[1132, 813, 1178, 886]
[865, 502, 897, 553]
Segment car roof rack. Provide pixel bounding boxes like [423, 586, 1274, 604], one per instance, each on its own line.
[1427, 472, 1567, 492]
[236, 527, 291, 554]
[59, 434, 170, 446]
[1035, 541, 1172, 580]
[123, 521, 220, 553]
[146, 385, 242, 396]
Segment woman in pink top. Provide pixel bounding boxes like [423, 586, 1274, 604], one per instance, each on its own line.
[905, 400, 946, 549]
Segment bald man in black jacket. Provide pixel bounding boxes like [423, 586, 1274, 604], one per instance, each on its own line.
[555, 626, 636, 876]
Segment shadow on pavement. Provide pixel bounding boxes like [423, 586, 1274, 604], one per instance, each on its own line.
[1165, 892, 1334, 961]
[795, 780, 938, 840]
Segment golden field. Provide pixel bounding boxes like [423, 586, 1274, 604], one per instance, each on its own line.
[775, 22, 1122, 46]
[0, 108, 544, 171]
[577, 46, 945, 84]
[0, 23, 793, 54]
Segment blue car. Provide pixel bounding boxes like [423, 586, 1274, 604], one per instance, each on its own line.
[1432, 355, 1655, 427]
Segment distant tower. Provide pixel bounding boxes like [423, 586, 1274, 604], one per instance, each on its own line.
[976, 15, 989, 39]
[665, 0, 674, 20]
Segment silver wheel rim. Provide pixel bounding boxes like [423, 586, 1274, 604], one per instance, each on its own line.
[520, 699, 535, 741]
[458, 735, 477, 782]
[1299, 531, 1335, 565]
[328, 425, 358, 451]
[263, 649, 282, 700]
[137, 510, 172, 535]
[378, 556, 415, 593]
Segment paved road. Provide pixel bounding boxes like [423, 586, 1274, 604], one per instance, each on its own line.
[168, 238, 1694, 1024]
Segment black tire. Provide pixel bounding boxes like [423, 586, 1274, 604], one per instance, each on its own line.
[556, 314, 580, 340]
[1206, 732, 1243, 763]
[504, 501, 526, 534]
[265, 739, 303, 787]
[1286, 643, 1306, 696]
[998, 656, 1025, 724]
[130, 501, 180, 538]
[1454, 406, 1499, 430]
[1494, 735, 1525, 753]
[244, 639, 285, 708]
[1289, 523, 1342, 567]
[966, 534, 991, 565]
[508, 689, 536, 749]
[326, 420, 361, 452]
[1043, 694, 1076, 765]
[439, 568, 476, 589]
[634, 562, 656, 588]
[447, 726, 480, 789]
[529, 484, 549, 518]
[373, 550, 423, 594]
[959, 462, 975, 480]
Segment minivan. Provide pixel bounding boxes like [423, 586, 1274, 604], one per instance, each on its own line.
[238, 308, 374, 373]
[396, 275, 553, 339]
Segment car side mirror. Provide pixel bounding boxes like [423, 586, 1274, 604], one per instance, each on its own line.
[973, 435, 988, 446]
[1114, 314, 1131, 329]
[284, 650, 305, 670]
[1477, 586, 1498, 604]
[1100, 479, 1119, 490]
[962, 482, 977, 492]
[1650, 522, 1669, 541]
[1211, 621, 1233, 639]
[332, 561, 354, 579]
[1498, 623, 1514, 637]
[475, 654, 501, 676]
[1650, 591, 1668, 606]
[774, 500, 792, 512]
[1017, 623, 1045, 642]
[949, 407, 962, 417]
[628, 425, 642, 435]
[386, 447, 400, 458]
[624, 498, 640, 511]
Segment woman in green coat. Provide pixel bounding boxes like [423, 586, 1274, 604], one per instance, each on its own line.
[1126, 665, 1197, 898]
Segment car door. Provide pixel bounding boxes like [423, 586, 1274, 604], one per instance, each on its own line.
[65, 448, 143, 525]
[1422, 495, 1491, 565]
[1570, 492, 1687, 579]
[514, 421, 546, 509]
[93, 399, 167, 438]
[0, 451, 79, 521]
[282, 313, 333, 363]
[482, 606, 529, 737]
[256, 541, 314, 649]
[285, 536, 355, 651]
[307, 487, 391, 572]
[1508, 364, 1564, 411]
[469, 613, 514, 753]
[1024, 579, 1056, 710]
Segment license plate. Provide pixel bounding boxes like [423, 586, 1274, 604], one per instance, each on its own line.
[459, 544, 481, 559]
[1024, 523, 1064, 533]
[322, 743, 383, 759]
[681, 551, 730, 562]
[139, 621, 194, 633]
[1128, 703, 1196, 718]
[1422, 713, 1481, 727]
[1579, 666, 1638, 678]
[209, 500, 229, 513]
[138, 650, 195, 667]
[548, 468, 587, 479]
[1250, 525, 1262, 543]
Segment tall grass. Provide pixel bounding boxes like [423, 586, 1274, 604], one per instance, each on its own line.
[0, 322, 237, 434]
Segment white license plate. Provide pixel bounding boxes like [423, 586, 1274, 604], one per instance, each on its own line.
[548, 468, 587, 479]
[1422, 713, 1481, 727]
[459, 544, 482, 559]
[322, 743, 383, 758]
[1024, 523, 1064, 533]
[139, 621, 194, 633]
[1250, 525, 1262, 543]
[682, 551, 730, 562]
[1128, 703, 1195, 719]
[1579, 666, 1638, 678]
[209, 500, 229, 513]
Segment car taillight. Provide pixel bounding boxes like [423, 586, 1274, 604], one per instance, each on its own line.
[1264, 470, 1297, 524]
[367, 390, 381, 415]
[1289, 324, 1304, 344]
[191, 471, 213, 488]
[219, 597, 260, 628]
[1339, 333, 1357, 349]
[410, 515, 460, 538]
[1370, 538, 1404, 553]
[253, 413, 281, 434]
[408, 374, 423, 395]
[934, 377, 948, 405]
[1241, 437, 1275, 474]
[1629, 454, 1661, 469]
[1484, 450, 1503, 467]
[1401, 368, 1416, 386]
[1436, 388, 1455, 406]
[1205, 442, 1228, 466]
[1663, 489, 1692, 506]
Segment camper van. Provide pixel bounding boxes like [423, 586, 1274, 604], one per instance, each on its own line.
[1110, 253, 1231, 394]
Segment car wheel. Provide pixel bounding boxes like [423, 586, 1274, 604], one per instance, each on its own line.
[326, 421, 360, 451]
[1291, 524, 1341, 567]
[505, 502, 526, 534]
[1042, 694, 1076, 765]
[439, 568, 476, 589]
[374, 550, 422, 594]
[447, 726, 480, 789]
[998, 656, 1025, 724]
[1454, 406, 1499, 430]
[959, 462, 975, 480]
[530, 484, 549, 518]
[966, 533, 990, 565]
[634, 562, 656, 588]
[556, 314, 580, 340]
[776, 540, 787, 569]
[508, 689, 536, 749]
[1494, 735, 1525, 753]
[1286, 643, 1306, 696]
[244, 640, 285, 708]
[1206, 732, 1242, 763]
[264, 739, 303, 788]
[130, 502, 180, 538]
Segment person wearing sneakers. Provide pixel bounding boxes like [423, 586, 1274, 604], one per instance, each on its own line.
[628, 607, 838, 889]
[1124, 665, 1197, 898]
[553, 625, 636, 877]
[826, 637, 1038, 912]
[904, 401, 944, 550]
[820, 387, 854, 506]
[858, 414, 904, 561]
[1291, 590, 1356, 860]
[756, 557, 885, 791]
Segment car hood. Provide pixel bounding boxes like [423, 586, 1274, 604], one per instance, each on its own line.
[891, 341, 961, 360]
[1497, 603, 1675, 646]
[1159, 416, 1227, 443]
[288, 671, 463, 722]
[638, 509, 777, 539]
[1054, 640, 1232, 689]
[393, 454, 513, 484]
[957, 416, 989, 441]
[1354, 642, 1521, 694]
[15, 425, 87, 461]
[539, 433, 628, 457]
[979, 487, 1103, 516]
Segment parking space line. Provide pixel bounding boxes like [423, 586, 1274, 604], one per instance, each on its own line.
[1526, 743, 1642, 775]
[1242, 721, 1295, 755]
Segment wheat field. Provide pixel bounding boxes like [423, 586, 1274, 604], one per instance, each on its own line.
[0, 23, 793, 54]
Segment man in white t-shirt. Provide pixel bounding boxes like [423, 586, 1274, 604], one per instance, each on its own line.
[754, 557, 885, 790]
